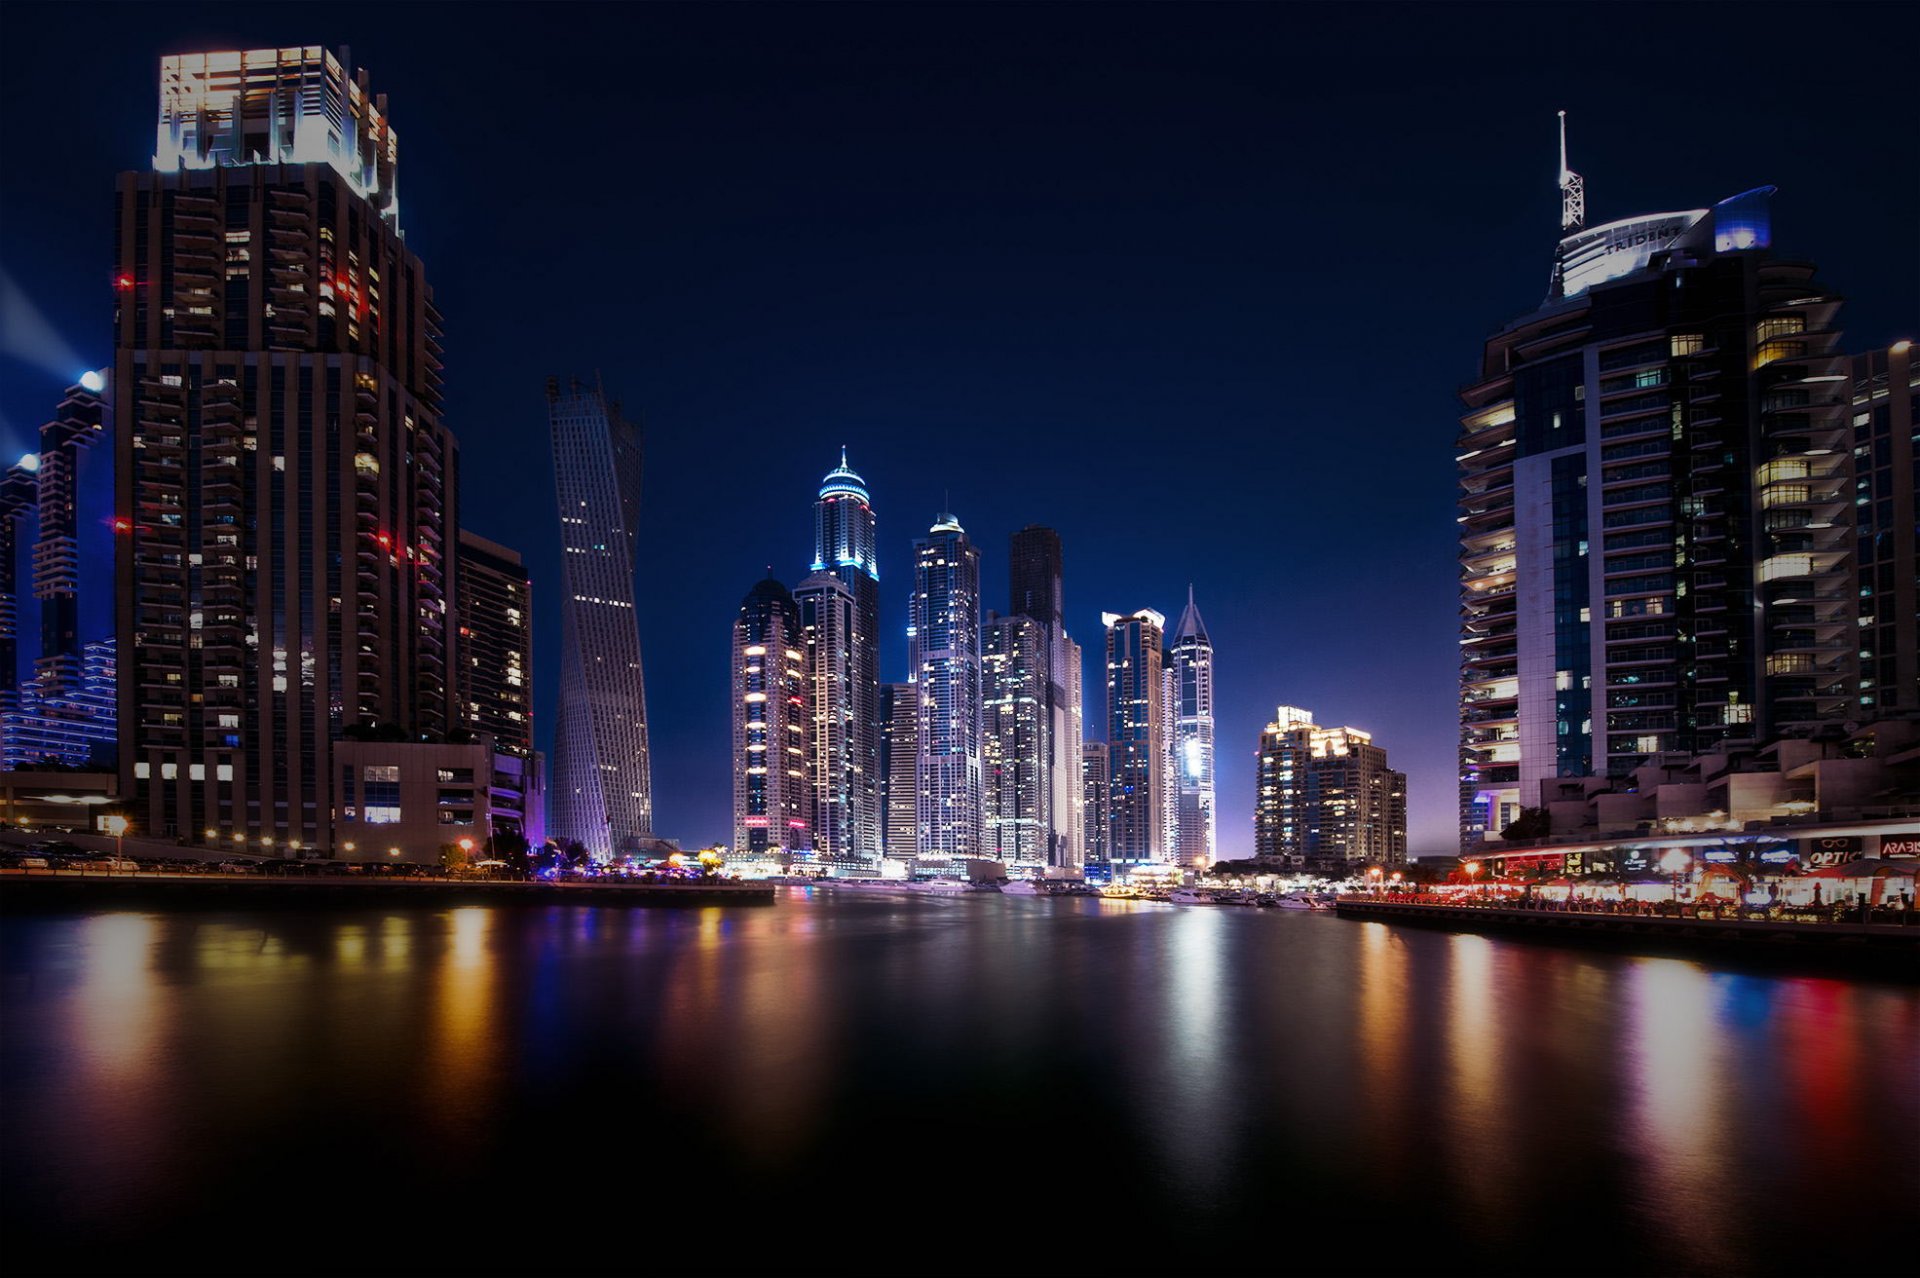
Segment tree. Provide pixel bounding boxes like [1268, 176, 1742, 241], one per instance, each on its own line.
[564, 840, 592, 868]
[488, 831, 532, 877]
[1501, 807, 1553, 842]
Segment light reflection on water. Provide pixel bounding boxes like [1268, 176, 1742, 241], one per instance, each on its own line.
[2, 895, 1915, 1274]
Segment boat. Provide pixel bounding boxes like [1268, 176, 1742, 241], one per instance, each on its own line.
[1275, 893, 1316, 910]
[1169, 888, 1216, 904]
[1000, 879, 1040, 895]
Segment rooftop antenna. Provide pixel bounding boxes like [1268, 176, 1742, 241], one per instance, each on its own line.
[1558, 110, 1585, 232]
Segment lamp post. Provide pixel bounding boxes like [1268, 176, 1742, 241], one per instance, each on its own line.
[1367, 866, 1383, 894]
[104, 814, 129, 863]
[1464, 860, 1482, 898]
[1660, 848, 1691, 905]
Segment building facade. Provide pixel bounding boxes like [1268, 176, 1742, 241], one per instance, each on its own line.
[1168, 587, 1215, 868]
[1103, 608, 1166, 870]
[1082, 740, 1110, 872]
[333, 738, 541, 864]
[982, 611, 1049, 870]
[456, 530, 533, 758]
[115, 48, 456, 851]
[911, 512, 982, 872]
[795, 570, 860, 870]
[1008, 524, 1082, 869]
[880, 680, 917, 864]
[812, 451, 881, 866]
[1851, 342, 1917, 719]
[1459, 180, 1857, 848]
[548, 376, 652, 858]
[732, 575, 807, 861]
[1255, 706, 1406, 873]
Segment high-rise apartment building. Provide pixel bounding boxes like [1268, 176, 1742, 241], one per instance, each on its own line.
[548, 376, 652, 858]
[1851, 342, 1917, 717]
[911, 512, 982, 872]
[732, 575, 807, 860]
[795, 570, 860, 870]
[1008, 524, 1083, 869]
[456, 530, 532, 758]
[115, 49, 455, 848]
[1103, 608, 1166, 870]
[982, 611, 1049, 869]
[1168, 587, 1215, 868]
[812, 451, 881, 866]
[1082, 741, 1110, 871]
[880, 680, 917, 863]
[1, 374, 117, 771]
[1255, 706, 1406, 873]
[1459, 173, 1857, 848]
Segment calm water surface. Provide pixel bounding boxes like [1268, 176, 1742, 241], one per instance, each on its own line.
[2, 890, 1916, 1275]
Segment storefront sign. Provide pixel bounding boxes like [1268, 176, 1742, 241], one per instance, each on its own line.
[1881, 837, 1920, 860]
[1803, 835, 1864, 867]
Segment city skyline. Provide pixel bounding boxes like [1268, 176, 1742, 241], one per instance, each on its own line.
[2, 7, 1912, 857]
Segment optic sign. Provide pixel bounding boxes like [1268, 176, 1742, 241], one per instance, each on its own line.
[1881, 837, 1920, 861]
[1558, 210, 1706, 298]
[1803, 835, 1864, 868]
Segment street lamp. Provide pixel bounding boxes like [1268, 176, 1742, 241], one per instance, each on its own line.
[1660, 848, 1691, 904]
[1464, 860, 1482, 896]
[103, 814, 129, 862]
[1367, 867, 1383, 894]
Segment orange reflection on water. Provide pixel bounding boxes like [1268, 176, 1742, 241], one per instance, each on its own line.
[1440, 933, 1516, 1231]
[1355, 921, 1413, 1187]
[423, 908, 504, 1144]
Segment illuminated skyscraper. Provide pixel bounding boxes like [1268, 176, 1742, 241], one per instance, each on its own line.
[1008, 525, 1082, 869]
[795, 570, 859, 870]
[548, 376, 652, 858]
[1081, 740, 1110, 872]
[1255, 706, 1406, 873]
[1460, 171, 1854, 848]
[732, 575, 807, 860]
[1168, 587, 1216, 868]
[456, 530, 533, 758]
[982, 611, 1048, 869]
[0, 374, 117, 770]
[812, 451, 881, 866]
[1103, 608, 1166, 871]
[880, 680, 918, 863]
[115, 49, 455, 848]
[1850, 342, 1917, 717]
[912, 511, 982, 871]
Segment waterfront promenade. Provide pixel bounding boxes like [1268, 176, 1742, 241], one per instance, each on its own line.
[0, 868, 775, 910]
[1337, 893, 1920, 974]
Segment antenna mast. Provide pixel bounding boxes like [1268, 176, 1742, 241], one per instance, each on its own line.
[1558, 110, 1585, 231]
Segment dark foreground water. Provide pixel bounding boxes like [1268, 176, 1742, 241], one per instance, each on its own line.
[2, 890, 1916, 1276]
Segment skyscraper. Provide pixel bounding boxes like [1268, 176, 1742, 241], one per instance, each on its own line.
[732, 575, 807, 860]
[812, 451, 881, 866]
[1168, 587, 1216, 868]
[795, 570, 859, 869]
[880, 680, 918, 863]
[548, 376, 651, 858]
[1008, 524, 1082, 869]
[456, 530, 533, 758]
[1081, 740, 1110, 872]
[1255, 706, 1406, 874]
[1103, 608, 1166, 871]
[116, 48, 456, 848]
[1850, 342, 1917, 717]
[911, 511, 982, 872]
[2, 373, 117, 771]
[1459, 167, 1856, 848]
[981, 611, 1048, 869]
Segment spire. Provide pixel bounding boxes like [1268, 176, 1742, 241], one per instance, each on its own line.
[1557, 109, 1585, 232]
[1175, 584, 1209, 643]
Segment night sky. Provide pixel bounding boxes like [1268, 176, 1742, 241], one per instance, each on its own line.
[2, 3, 1913, 856]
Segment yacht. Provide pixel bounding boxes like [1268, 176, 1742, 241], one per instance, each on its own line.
[1000, 879, 1041, 895]
[1169, 888, 1216, 904]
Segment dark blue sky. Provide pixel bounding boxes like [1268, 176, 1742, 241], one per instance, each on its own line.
[3, 3, 1913, 855]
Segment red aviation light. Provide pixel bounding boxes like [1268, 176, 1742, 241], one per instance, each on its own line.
[113, 274, 135, 291]
[111, 517, 133, 534]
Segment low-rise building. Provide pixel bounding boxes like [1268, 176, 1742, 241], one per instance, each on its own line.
[332, 737, 542, 864]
